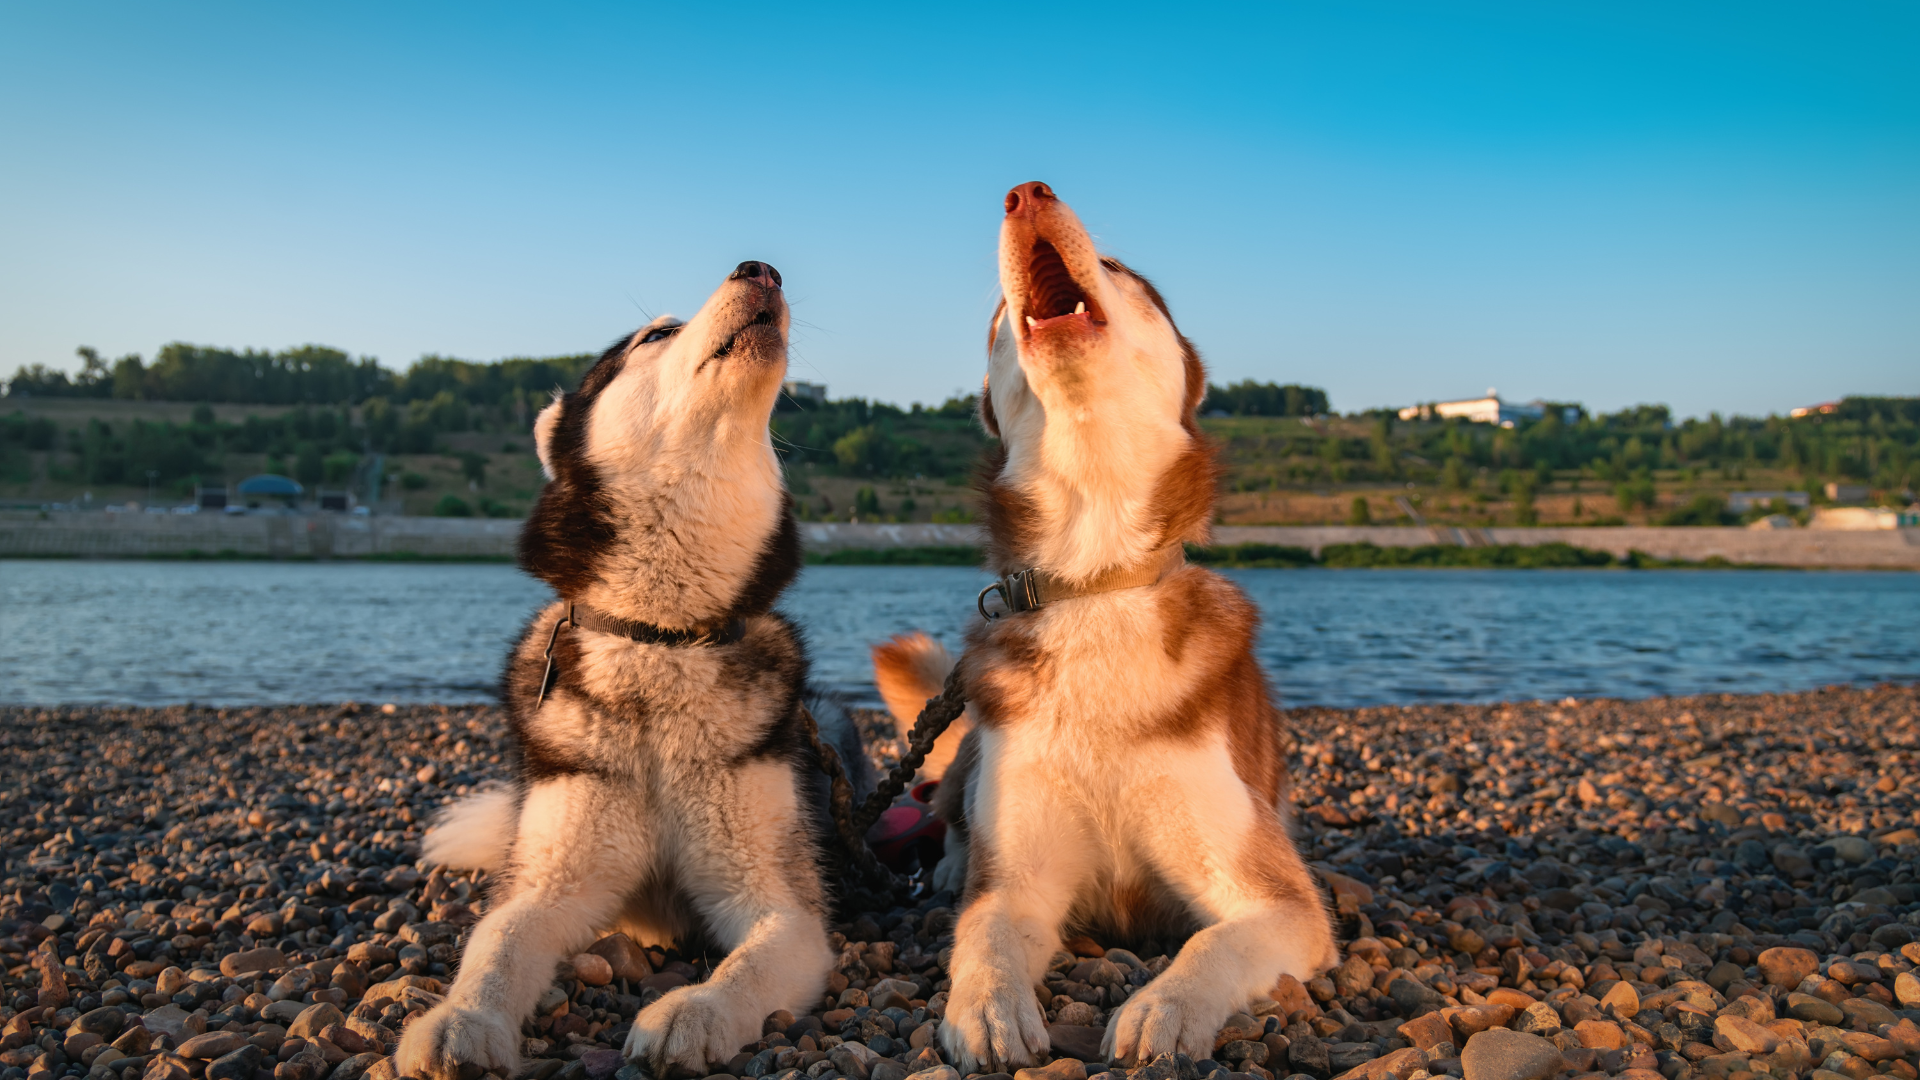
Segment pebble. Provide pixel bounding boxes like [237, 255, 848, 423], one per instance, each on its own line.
[1759, 946, 1821, 988]
[569, 953, 614, 987]
[1015, 1060, 1086, 1080]
[585, 934, 651, 982]
[1458, 1029, 1563, 1080]
[6, 687, 1920, 1080]
[288, 1004, 346, 1039]
[175, 1031, 248, 1060]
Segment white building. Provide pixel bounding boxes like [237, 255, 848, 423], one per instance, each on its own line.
[1398, 389, 1573, 428]
[782, 380, 828, 405]
[1727, 490, 1811, 513]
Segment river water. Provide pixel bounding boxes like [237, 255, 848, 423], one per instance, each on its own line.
[2, 561, 1916, 709]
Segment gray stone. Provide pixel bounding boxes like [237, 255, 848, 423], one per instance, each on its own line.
[1831, 837, 1873, 864]
[1387, 979, 1445, 1019]
[1459, 1030, 1563, 1080]
[204, 1045, 264, 1080]
[1772, 845, 1814, 878]
[1327, 1044, 1378, 1074]
[1510, 1004, 1560, 1037]
[1048, 1026, 1107, 1064]
[175, 1033, 248, 1061]
[262, 1000, 308, 1024]
[1285, 1031, 1329, 1078]
[325, 1055, 384, 1080]
[139, 1008, 198, 1043]
[69, 1009, 128, 1040]
[288, 1004, 346, 1040]
[580, 1049, 624, 1080]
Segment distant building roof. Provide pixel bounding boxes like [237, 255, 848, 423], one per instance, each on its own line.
[1727, 490, 1810, 511]
[1398, 390, 1569, 428]
[237, 474, 303, 496]
[783, 380, 828, 405]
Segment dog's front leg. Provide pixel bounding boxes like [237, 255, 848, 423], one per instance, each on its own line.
[1105, 791, 1335, 1064]
[623, 759, 835, 1073]
[397, 775, 653, 1080]
[940, 747, 1087, 1075]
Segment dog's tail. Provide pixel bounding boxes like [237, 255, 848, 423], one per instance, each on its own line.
[871, 632, 973, 781]
[421, 783, 518, 872]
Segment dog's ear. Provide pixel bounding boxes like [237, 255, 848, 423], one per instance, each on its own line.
[533, 393, 564, 480]
[978, 374, 999, 438]
[981, 299, 1007, 439]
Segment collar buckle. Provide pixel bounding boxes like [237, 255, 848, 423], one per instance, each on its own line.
[977, 568, 1043, 621]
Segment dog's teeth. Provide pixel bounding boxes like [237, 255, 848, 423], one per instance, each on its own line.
[1074, 302, 1086, 315]
[1026, 316, 1038, 328]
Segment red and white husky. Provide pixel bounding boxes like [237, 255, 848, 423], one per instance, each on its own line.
[875, 183, 1337, 1072]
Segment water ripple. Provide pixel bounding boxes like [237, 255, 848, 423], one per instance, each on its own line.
[2, 562, 1917, 709]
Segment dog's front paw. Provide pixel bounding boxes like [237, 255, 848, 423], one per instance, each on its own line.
[394, 1003, 521, 1080]
[624, 985, 752, 1073]
[1102, 979, 1226, 1065]
[939, 976, 1049, 1074]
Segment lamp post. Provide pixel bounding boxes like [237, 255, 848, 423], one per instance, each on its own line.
[146, 470, 158, 510]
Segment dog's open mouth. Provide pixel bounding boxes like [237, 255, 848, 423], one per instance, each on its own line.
[711, 308, 778, 359]
[1020, 241, 1101, 335]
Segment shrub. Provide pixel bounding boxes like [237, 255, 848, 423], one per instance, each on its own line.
[1614, 477, 1657, 512]
[295, 442, 324, 486]
[1319, 542, 1614, 569]
[400, 472, 429, 490]
[1186, 543, 1317, 568]
[809, 545, 979, 565]
[457, 451, 487, 487]
[1658, 494, 1734, 527]
[433, 495, 473, 517]
[322, 452, 360, 484]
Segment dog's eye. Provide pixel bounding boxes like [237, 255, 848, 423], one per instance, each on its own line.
[640, 325, 682, 345]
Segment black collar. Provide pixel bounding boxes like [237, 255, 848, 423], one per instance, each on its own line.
[565, 602, 747, 647]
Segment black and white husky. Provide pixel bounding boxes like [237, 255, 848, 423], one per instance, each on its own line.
[395, 261, 872, 1080]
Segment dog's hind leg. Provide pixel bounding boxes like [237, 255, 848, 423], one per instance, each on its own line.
[396, 774, 654, 1080]
[623, 758, 835, 1074]
[1102, 746, 1336, 1064]
[940, 739, 1089, 1074]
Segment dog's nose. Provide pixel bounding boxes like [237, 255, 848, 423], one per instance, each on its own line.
[729, 261, 782, 288]
[1004, 181, 1057, 216]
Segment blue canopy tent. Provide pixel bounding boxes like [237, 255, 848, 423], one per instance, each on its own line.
[237, 474, 303, 506]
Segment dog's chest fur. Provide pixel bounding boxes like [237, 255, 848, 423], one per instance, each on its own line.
[502, 603, 810, 786]
[957, 567, 1287, 937]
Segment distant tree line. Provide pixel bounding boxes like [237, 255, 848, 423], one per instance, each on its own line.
[1217, 396, 1920, 501]
[10, 342, 1916, 500]
[6, 344, 596, 440]
[772, 394, 987, 483]
[1201, 380, 1329, 417]
[0, 403, 394, 493]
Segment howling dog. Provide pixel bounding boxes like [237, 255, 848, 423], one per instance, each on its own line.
[873, 183, 1337, 1072]
[396, 261, 872, 1080]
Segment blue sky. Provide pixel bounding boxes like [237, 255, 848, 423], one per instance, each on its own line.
[1, 2, 1915, 418]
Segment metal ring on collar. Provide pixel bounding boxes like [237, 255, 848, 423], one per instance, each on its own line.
[977, 581, 1008, 621]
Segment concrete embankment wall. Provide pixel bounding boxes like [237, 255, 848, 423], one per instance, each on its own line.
[3, 512, 1917, 568]
[1195, 524, 1920, 569]
[0, 511, 521, 560]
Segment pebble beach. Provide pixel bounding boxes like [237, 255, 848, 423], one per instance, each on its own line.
[3, 684, 1918, 1080]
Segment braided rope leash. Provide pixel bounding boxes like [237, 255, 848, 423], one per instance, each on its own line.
[797, 662, 968, 912]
